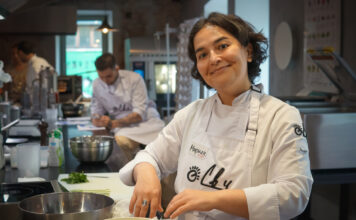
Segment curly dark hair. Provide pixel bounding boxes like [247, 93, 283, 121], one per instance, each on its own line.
[95, 53, 116, 71]
[188, 12, 268, 88]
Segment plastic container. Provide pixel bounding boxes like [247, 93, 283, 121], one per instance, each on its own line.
[10, 147, 17, 168]
[17, 143, 41, 177]
[40, 146, 49, 168]
[48, 128, 64, 167]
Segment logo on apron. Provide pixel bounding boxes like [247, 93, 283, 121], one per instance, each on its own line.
[186, 164, 233, 190]
[293, 124, 307, 137]
[189, 143, 208, 160]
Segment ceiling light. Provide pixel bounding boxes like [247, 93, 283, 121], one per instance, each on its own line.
[96, 16, 118, 34]
[0, 6, 9, 20]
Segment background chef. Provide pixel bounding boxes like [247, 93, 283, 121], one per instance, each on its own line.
[119, 12, 313, 220]
[15, 41, 54, 101]
[91, 53, 165, 161]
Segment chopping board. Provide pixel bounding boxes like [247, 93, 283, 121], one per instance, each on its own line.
[58, 173, 134, 201]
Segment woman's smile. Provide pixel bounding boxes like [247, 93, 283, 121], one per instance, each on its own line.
[209, 64, 231, 75]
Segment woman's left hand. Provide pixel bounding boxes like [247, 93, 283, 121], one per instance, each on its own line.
[164, 189, 216, 219]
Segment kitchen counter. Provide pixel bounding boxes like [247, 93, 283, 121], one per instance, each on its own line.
[0, 123, 136, 220]
[0, 124, 130, 184]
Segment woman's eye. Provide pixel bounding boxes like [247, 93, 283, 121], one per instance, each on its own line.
[218, 44, 229, 50]
[197, 53, 207, 60]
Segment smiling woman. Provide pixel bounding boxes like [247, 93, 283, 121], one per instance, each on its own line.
[118, 12, 313, 220]
[193, 25, 252, 105]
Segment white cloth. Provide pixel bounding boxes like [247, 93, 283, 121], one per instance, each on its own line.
[91, 70, 165, 145]
[25, 54, 53, 95]
[119, 85, 313, 220]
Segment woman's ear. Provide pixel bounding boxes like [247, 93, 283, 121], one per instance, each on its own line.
[247, 43, 253, 63]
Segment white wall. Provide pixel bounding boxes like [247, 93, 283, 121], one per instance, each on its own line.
[235, 0, 270, 94]
[204, 0, 228, 17]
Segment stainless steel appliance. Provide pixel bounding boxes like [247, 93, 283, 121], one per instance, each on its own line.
[18, 192, 114, 220]
[287, 50, 356, 170]
[57, 75, 82, 103]
[31, 67, 58, 116]
[69, 135, 114, 162]
[8, 119, 41, 137]
[0, 180, 62, 219]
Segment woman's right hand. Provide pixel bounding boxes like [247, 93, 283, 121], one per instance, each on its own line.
[129, 162, 164, 218]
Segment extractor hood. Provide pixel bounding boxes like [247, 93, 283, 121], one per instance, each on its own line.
[0, 0, 28, 19]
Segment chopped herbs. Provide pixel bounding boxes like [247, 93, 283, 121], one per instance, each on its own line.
[61, 172, 89, 184]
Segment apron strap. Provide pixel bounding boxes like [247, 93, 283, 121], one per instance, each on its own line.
[246, 87, 262, 186]
[247, 86, 261, 134]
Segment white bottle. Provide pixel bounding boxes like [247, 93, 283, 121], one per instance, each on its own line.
[48, 128, 64, 167]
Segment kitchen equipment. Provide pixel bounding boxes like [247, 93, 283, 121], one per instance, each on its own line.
[0, 121, 3, 170]
[18, 192, 114, 220]
[69, 136, 113, 162]
[0, 181, 59, 203]
[0, 181, 61, 220]
[5, 137, 28, 145]
[17, 143, 41, 177]
[10, 105, 21, 122]
[61, 103, 84, 118]
[0, 102, 11, 126]
[58, 173, 134, 197]
[8, 119, 41, 137]
[57, 173, 134, 218]
[0, 117, 20, 170]
[58, 75, 82, 103]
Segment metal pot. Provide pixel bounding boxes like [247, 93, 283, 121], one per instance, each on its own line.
[69, 136, 114, 162]
[18, 192, 114, 220]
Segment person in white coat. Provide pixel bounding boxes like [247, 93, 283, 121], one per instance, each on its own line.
[91, 53, 165, 161]
[16, 41, 54, 100]
[119, 12, 313, 220]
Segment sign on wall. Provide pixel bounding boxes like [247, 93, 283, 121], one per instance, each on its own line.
[303, 0, 341, 94]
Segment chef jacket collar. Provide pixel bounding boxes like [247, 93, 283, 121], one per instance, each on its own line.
[213, 88, 252, 107]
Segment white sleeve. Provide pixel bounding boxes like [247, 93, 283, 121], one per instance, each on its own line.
[90, 81, 106, 116]
[130, 75, 149, 119]
[119, 104, 189, 185]
[32, 57, 53, 73]
[244, 107, 313, 220]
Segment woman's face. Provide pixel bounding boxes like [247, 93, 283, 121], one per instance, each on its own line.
[194, 25, 252, 95]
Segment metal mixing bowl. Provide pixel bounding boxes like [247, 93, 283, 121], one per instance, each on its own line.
[69, 136, 114, 162]
[18, 192, 114, 220]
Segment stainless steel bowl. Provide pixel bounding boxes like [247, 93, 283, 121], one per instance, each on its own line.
[69, 136, 114, 162]
[18, 192, 114, 220]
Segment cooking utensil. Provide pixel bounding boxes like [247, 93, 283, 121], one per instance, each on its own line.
[69, 136, 114, 162]
[74, 94, 83, 105]
[61, 103, 84, 118]
[18, 192, 114, 220]
[5, 137, 28, 145]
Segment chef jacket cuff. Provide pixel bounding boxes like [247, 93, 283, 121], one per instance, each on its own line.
[243, 184, 280, 220]
[132, 108, 146, 120]
[118, 151, 162, 186]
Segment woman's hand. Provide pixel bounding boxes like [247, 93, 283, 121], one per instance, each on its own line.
[129, 162, 163, 218]
[164, 189, 216, 219]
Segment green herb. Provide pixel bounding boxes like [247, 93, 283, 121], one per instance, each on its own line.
[61, 172, 89, 184]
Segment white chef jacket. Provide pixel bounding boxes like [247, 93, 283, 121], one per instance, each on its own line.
[91, 70, 165, 145]
[26, 54, 53, 96]
[119, 85, 313, 220]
